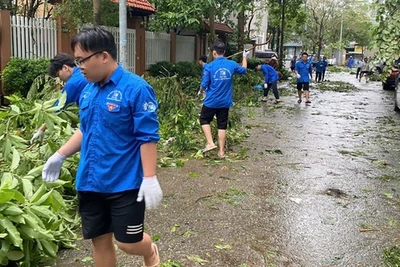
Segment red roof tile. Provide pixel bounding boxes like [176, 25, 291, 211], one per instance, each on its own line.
[203, 20, 233, 34]
[112, 0, 156, 13]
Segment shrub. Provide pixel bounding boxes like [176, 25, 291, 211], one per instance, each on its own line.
[148, 61, 201, 79]
[1, 58, 50, 97]
[247, 58, 266, 70]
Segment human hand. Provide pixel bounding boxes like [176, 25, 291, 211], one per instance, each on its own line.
[264, 83, 268, 89]
[42, 151, 66, 182]
[243, 50, 250, 58]
[296, 74, 301, 79]
[30, 129, 45, 144]
[137, 176, 163, 209]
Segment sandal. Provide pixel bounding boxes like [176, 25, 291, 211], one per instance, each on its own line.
[274, 99, 281, 104]
[202, 144, 217, 153]
[218, 152, 226, 159]
[144, 243, 160, 267]
[305, 100, 311, 104]
[297, 99, 302, 104]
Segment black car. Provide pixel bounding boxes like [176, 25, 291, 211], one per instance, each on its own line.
[255, 50, 278, 61]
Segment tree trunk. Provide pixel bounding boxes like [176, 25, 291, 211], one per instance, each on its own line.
[279, 0, 285, 69]
[208, 7, 216, 62]
[93, 0, 101, 25]
[276, 27, 280, 52]
[237, 10, 245, 52]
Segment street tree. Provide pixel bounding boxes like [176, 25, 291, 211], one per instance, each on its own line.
[53, 0, 118, 27]
[373, 0, 400, 75]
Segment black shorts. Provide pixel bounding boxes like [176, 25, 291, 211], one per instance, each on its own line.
[78, 189, 145, 243]
[199, 105, 229, 130]
[297, 82, 310, 91]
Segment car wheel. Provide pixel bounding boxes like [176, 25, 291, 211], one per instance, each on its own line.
[383, 83, 391, 90]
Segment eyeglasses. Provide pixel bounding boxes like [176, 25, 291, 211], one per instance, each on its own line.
[74, 51, 102, 66]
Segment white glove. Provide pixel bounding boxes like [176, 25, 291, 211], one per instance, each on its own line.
[30, 129, 45, 144]
[296, 74, 301, 79]
[42, 151, 66, 182]
[264, 83, 268, 89]
[243, 50, 250, 58]
[137, 176, 163, 209]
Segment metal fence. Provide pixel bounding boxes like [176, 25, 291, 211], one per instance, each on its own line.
[176, 35, 195, 62]
[145, 31, 170, 69]
[104, 26, 136, 73]
[11, 15, 57, 59]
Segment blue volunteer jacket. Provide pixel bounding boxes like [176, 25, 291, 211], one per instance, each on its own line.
[62, 67, 88, 107]
[260, 64, 279, 84]
[77, 65, 160, 193]
[315, 61, 325, 72]
[295, 61, 312, 83]
[201, 57, 247, 108]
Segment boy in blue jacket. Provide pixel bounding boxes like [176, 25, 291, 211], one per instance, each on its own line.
[295, 52, 313, 104]
[315, 57, 324, 83]
[256, 63, 280, 103]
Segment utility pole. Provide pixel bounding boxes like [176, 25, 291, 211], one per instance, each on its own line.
[119, 0, 127, 67]
[279, 0, 285, 69]
[338, 15, 343, 65]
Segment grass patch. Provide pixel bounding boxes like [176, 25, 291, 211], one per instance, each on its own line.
[217, 186, 247, 206]
[316, 81, 358, 92]
[378, 175, 400, 182]
[338, 149, 365, 157]
[383, 245, 400, 266]
[328, 66, 349, 73]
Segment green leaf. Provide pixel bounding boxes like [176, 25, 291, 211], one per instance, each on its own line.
[6, 250, 24, 261]
[3, 205, 24, 216]
[11, 147, 20, 171]
[0, 189, 15, 203]
[27, 165, 44, 178]
[0, 215, 23, 248]
[40, 240, 57, 258]
[1, 173, 13, 189]
[21, 179, 33, 199]
[30, 183, 47, 203]
[0, 233, 7, 238]
[29, 206, 53, 219]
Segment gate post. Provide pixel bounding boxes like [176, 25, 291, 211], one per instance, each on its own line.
[0, 10, 11, 105]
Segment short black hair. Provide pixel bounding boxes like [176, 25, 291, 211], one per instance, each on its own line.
[199, 55, 207, 63]
[71, 26, 117, 60]
[48, 53, 75, 77]
[302, 52, 309, 56]
[212, 41, 226, 55]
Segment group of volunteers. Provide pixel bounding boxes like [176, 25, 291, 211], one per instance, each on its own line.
[31, 25, 325, 266]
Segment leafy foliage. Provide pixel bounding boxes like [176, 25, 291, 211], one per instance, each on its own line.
[373, 0, 400, 78]
[53, 0, 119, 27]
[148, 61, 202, 79]
[1, 58, 50, 97]
[0, 90, 80, 266]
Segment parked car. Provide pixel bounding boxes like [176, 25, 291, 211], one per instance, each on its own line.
[395, 80, 400, 112]
[383, 67, 400, 90]
[254, 50, 278, 61]
[375, 60, 400, 90]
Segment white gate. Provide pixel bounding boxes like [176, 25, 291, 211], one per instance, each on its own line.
[11, 16, 57, 59]
[105, 26, 136, 73]
[176, 35, 195, 62]
[145, 31, 170, 69]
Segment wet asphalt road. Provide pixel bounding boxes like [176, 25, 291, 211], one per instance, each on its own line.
[240, 71, 400, 266]
[55, 71, 399, 267]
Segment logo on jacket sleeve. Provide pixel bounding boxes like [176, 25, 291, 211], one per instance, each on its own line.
[143, 102, 156, 112]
